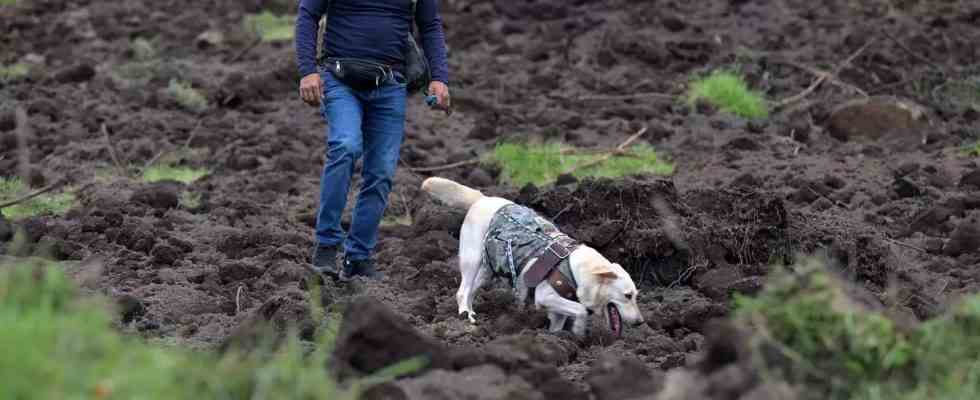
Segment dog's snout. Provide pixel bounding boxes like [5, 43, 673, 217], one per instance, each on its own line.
[631, 319, 645, 327]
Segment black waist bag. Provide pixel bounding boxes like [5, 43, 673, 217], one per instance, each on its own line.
[326, 58, 392, 92]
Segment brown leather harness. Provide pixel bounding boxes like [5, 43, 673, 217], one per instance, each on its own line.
[522, 235, 580, 302]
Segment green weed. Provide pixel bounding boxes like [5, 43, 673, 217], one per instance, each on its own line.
[490, 142, 674, 187]
[0, 257, 421, 400]
[244, 12, 295, 42]
[143, 165, 208, 184]
[0, 0, 19, 7]
[167, 79, 208, 114]
[380, 215, 412, 227]
[0, 178, 75, 220]
[0, 63, 29, 83]
[179, 191, 202, 209]
[735, 256, 980, 400]
[130, 37, 158, 61]
[687, 70, 769, 119]
[961, 141, 980, 157]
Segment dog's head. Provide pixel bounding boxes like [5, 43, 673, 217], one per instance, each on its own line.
[578, 256, 644, 336]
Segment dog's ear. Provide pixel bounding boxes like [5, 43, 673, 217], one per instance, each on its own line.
[589, 263, 618, 280]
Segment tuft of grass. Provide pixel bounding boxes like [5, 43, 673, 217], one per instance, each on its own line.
[961, 141, 980, 157]
[179, 191, 202, 209]
[244, 11, 295, 42]
[735, 256, 980, 400]
[142, 165, 209, 184]
[490, 142, 674, 187]
[687, 70, 769, 119]
[0, 0, 19, 7]
[130, 37, 158, 61]
[0, 63, 29, 83]
[380, 214, 412, 227]
[167, 79, 208, 114]
[0, 178, 75, 220]
[0, 258, 423, 400]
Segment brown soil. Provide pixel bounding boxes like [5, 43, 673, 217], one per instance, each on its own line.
[2, 0, 979, 398]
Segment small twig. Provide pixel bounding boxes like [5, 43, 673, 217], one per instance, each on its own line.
[774, 60, 868, 97]
[235, 285, 245, 314]
[15, 107, 31, 182]
[101, 124, 128, 176]
[407, 158, 481, 172]
[882, 30, 945, 72]
[775, 38, 876, 109]
[573, 92, 678, 102]
[562, 125, 648, 175]
[883, 237, 927, 253]
[228, 36, 262, 63]
[0, 178, 67, 209]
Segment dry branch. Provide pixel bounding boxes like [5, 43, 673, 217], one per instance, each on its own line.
[562, 125, 648, 176]
[774, 38, 876, 109]
[15, 107, 31, 182]
[101, 124, 128, 176]
[0, 178, 67, 210]
[407, 158, 482, 173]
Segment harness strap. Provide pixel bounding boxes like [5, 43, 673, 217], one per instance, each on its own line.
[523, 236, 580, 301]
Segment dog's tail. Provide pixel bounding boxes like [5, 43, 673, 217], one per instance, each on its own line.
[421, 177, 484, 210]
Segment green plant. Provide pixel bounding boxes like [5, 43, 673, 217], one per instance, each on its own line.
[490, 142, 674, 187]
[143, 165, 209, 184]
[167, 79, 208, 114]
[180, 191, 202, 209]
[0, 63, 29, 83]
[244, 11, 295, 42]
[687, 70, 769, 119]
[734, 256, 980, 400]
[0, 178, 75, 220]
[130, 37, 158, 61]
[0, 0, 19, 7]
[0, 257, 422, 399]
[961, 141, 980, 157]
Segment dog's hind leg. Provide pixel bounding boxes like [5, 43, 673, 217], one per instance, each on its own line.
[456, 217, 487, 324]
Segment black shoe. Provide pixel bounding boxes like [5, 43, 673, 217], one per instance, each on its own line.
[309, 244, 341, 280]
[340, 257, 382, 281]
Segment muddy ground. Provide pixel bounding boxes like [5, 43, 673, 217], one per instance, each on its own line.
[2, 0, 980, 398]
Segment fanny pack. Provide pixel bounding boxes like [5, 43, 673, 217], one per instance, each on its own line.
[325, 57, 394, 91]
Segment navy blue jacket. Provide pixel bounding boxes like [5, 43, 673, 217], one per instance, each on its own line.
[295, 0, 449, 84]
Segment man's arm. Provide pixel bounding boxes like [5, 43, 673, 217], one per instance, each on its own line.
[295, 0, 328, 78]
[415, 0, 449, 85]
[296, 0, 328, 106]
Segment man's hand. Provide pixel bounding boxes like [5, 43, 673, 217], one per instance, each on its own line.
[428, 81, 451, 115]
[300, 73, 323, 107]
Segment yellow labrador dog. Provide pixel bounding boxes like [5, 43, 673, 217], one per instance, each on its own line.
[421, 177, 644, 337]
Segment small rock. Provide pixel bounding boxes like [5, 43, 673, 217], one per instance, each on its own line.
[944, 217, 980, 257]
[333, 296, 452, 377]
[53, 63, 96, 83]
[195, 30, 225, 49]
[468, 122, 497, 140]
[555, 173, 578, 186]
[0, 214, 12, 242]
[893, 178, 921, 199]
[895, 162, 920, 178]
[466, 168, 495, 188]
[812, 197, 833, 211]
[826, 96, 927, 141]
[661, 15, 688, 32]
[131, 182, 181, 209]
[960, 169, 980, 189]
[586, 353, 663, 400]
[726, 137, 761, 151]
[115, 294, 146, 323]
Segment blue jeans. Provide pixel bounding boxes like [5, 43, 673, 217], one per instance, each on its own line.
[315, 68, 407, 261]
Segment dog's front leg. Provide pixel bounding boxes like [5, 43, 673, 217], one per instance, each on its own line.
[535, 284, 589, 337]
[548, 313, 568, 332]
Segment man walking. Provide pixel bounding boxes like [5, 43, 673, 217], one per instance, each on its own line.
[295, 0, 450, 281]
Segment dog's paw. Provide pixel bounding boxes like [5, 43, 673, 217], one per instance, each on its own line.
[458, 310, 478, 324]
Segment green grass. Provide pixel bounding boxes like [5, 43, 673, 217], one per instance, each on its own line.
[142, 165, 209, 184]
[244, 11, 295, 42]
[489, 142, 674, 187]
[0, 0, 19, 6]
[130, 37, 158, 61]
[0, 257, 422, 400]
[961, 141, 980, 157]
[0, 178, 75, 220]
[167, 79, 208, 114]
[687, 70, 769, 119]
[0, 63, 29, 83]
[734, 257, 980, 400]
